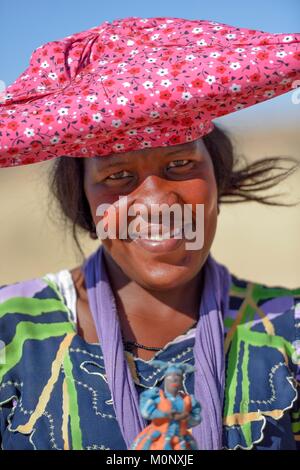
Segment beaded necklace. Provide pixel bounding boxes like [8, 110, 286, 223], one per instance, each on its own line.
[122, 320, 198, 352]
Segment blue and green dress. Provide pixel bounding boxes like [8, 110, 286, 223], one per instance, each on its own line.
[0, 266, 300, 450]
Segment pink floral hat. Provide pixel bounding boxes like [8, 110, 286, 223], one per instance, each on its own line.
[0, 16, 299, 168]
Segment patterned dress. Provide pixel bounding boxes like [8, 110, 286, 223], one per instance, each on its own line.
[0, 268, 300, 450]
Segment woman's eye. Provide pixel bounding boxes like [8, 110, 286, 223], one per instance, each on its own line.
[107, 170, 132, 180]
[167, 159, 191, 169]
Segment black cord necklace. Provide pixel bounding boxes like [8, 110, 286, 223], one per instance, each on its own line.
[122, 320, 198, 352]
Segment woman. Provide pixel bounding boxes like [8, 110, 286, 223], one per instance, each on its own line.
[0, 16, 300, 450]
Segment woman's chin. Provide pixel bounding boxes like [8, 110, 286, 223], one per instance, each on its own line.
[128, 260, 201, 291]
[104, 239, 207, 290]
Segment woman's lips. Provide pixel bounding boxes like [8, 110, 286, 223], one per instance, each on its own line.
[130, 223, 194, 253]
[132, 234, 184, 253]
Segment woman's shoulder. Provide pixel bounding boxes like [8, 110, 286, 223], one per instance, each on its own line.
[229, 271, 300, 302]
[0, 269, 77, 346]
[224, 272, 300, 450]
[227, 272, 300, 340]
[0, 270, 78, 420]
[0, 267, 76, 307]
[225, 270, 300, 369]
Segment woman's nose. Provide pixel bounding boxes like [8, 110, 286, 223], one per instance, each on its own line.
[130, 175, 180, 209]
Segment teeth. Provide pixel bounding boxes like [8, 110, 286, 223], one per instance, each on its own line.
[147, 234, 168, 241]
[143, 227, 183, 240]
[130, 224, 193, 241]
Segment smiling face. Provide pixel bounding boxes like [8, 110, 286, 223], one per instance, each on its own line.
[83, 138, 218, 291]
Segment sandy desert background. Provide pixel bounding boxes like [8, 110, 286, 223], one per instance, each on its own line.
[0, 103, 299, 289]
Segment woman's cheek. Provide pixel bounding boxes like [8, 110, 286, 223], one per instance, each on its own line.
[91, 194, 130, 241]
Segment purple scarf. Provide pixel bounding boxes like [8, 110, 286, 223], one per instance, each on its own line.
[83, 244, 231, 449]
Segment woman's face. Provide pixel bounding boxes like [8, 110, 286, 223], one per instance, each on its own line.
[83, 138, 218, 290]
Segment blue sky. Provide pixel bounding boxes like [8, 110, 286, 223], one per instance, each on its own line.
[0, 0, 299, 129]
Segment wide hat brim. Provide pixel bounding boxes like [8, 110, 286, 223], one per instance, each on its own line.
[0, 16, 299, 168]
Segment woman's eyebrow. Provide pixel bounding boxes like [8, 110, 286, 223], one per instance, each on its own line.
[166, 148, 189, 156]
[166, 142, 198, 156]
[94, 142, 197, 170]
[95, 155, 131, 171]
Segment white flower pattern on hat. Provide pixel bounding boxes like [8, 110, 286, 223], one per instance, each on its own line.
[0, 16, 300, 167]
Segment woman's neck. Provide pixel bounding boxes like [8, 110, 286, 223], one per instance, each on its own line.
[71, 249, 204, 359]
[102, 248, 204, 327]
